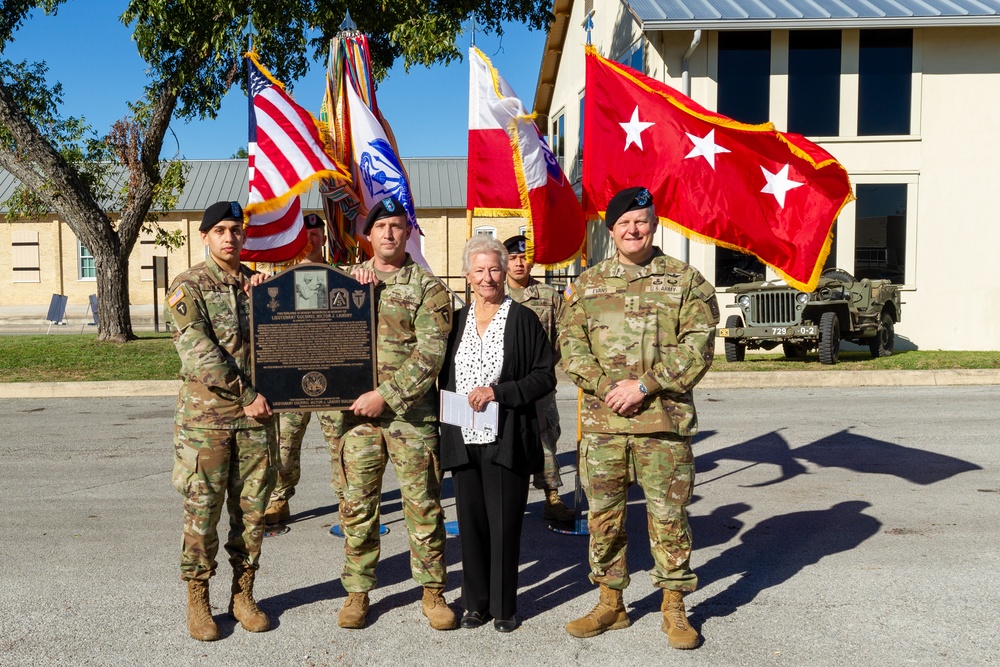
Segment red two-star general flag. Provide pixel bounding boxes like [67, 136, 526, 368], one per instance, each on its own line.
[583, 46, 853, 292]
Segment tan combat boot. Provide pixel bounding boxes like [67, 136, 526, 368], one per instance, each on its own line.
[542, 489, 575, 522]
[186, 579, 219, 641]
[565, 584, 630, 638]
[661, 589, 699, 649]
[229, 568, 270, 632]
[421, 587, 457, 630]
[264, 498, 290, 525]
[338, 592, 370, 628]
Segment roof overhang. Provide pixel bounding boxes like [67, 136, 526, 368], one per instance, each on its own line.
[641, 16, 1000, 30]
[534, 0, 575, 119]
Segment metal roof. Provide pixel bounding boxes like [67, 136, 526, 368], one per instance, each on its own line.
[0, 158, 469, 215]
[625, 0, 1000, 29]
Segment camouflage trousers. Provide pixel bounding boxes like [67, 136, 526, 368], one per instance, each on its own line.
[579, 431, 696, 592]
[532, 390, 564, 490]
[270, 410, 344, 503]
[172, 424, 277, 581]
[339, 416, 447, 593]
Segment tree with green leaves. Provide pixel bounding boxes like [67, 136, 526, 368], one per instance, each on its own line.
[0, 0, 550, 342]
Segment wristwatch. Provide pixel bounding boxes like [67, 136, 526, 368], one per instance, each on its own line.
[638, 381, 648, 396]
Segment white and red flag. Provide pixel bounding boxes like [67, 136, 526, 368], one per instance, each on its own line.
[583, 46, 853, 291]
[467, 46, 585, 267]
[242, 51, 351, 262]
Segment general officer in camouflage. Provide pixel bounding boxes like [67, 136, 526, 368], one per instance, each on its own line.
[264, 213, 345, 525]
[167, 201, 277, 642]
[503, 235, 573, 523]
[558, 187, 719, 649]
[335, 196, 456, 631]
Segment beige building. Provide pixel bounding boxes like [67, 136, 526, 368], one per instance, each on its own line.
[0, 158, 529, 311]
[534, 0, 1000, 350]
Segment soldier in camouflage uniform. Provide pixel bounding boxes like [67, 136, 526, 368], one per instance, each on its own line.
[167, 201, 277, 642]
[265, 213, 344, 525]
[335, 196, 456, 631]
[558, 187, 719, 650]
[502, 235, 573, 523]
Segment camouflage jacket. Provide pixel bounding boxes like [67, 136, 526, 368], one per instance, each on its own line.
[558, 248, 719, 435]
[349, 255, 452, 421]
[168, 258, 265, 430]
[508, 278, 564, 362]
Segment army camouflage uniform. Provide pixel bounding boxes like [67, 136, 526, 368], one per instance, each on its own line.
[508, 279, 565, 490]
[558, 248, 719, 592]
[338, 255, 453, 593]
[271, 410, 344, 503]
[167, 258, 277, 582]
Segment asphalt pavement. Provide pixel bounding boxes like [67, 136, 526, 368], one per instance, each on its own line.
[1, 384, 998, 666]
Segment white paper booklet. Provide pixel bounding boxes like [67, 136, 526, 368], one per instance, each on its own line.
[439, 389, 499, 435]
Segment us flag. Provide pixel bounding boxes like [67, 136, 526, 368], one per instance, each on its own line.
[243, 52, 351, 262]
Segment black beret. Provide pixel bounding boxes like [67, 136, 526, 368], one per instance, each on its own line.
[200, 201, 243, 232]
[303, 213, 325, 229]
[362, 196, 406, 234]
[605, 186, 653, 229]
[503, 235, 527, 255]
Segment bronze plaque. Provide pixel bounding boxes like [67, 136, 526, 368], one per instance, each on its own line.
[251, 265, 376, 412]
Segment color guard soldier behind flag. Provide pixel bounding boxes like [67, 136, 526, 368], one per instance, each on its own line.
[167, 201, 277, 641]
[558, 187, 719, 649]
[502, 234, 573, 522]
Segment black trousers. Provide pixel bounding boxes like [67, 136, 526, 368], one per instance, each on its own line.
[452, 443, 530, 620]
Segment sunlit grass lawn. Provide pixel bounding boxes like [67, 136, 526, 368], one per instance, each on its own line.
[0, 334, 179, 382]
[0, 334, 997, 383]
[715, 349, 1000, 372]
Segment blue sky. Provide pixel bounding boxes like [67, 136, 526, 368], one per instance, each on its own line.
[3, 3, 547, 159]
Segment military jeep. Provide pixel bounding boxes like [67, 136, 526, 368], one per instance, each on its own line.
[718, 268, 901, 365]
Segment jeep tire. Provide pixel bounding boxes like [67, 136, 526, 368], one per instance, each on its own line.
[724, 315, 746, 362]
[819, 312, 841, 365]
[868, 311, 895, 358]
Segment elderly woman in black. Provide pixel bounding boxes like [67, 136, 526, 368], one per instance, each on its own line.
[439, 236, 556, 632]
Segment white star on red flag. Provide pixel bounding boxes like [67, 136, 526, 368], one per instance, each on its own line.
[760, 164, 805, 208]
[684, 129, 730, 169]
[619, 106, 655, 151]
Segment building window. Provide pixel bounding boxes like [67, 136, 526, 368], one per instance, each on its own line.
[858, 30, 912, 136]
[474, 226, 496, 238]
[11, 229, 40, 282]
[788, 30, 841, 137]
[716, 31, 771, 286]
[717, 31, 771, 124]
[619, 40, 643, 72]
[78, 240, 96, 280]
[575, 93, 585, 183]
[825, 222, 838, 272]
[551, 111, 565, 171]
[855, 184, 906, 283]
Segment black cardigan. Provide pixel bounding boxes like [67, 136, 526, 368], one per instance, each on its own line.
[439, 300, 557, 474]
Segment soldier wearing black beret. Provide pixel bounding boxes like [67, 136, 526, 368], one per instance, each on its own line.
[559, 186, 719, 649]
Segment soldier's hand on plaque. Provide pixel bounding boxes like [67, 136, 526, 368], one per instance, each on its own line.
[353, 268, 379, 286]
[244, 393, 273, 419]
[244, 272, 267, 294]
[350, 390, 386, 418]
[605, 379, 644, 417]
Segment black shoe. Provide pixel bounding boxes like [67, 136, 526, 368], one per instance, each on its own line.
[460, 610, 490, 629]
[493, 616, 517, 633]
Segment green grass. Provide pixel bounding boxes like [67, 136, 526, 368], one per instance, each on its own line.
[714, 349, 1000, 372]
[0, 334, 180, 383]
[0, 335, 997, 383]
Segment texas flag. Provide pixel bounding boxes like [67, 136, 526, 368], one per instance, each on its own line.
[583, 46, 853, 292]
[468, 46, 585, 267]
